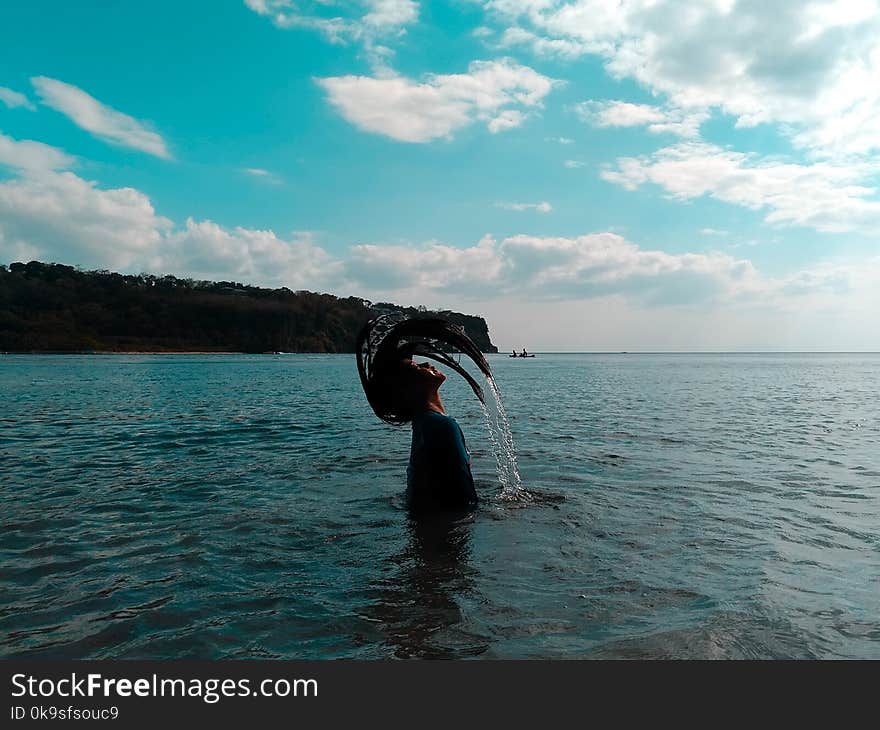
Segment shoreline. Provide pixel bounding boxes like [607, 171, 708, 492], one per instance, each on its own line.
[3, 350, 265, 355]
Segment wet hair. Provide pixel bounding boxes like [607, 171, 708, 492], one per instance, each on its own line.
[356, 314, 492, 425]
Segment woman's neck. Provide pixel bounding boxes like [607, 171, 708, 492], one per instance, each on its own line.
[419, 391, 446, 415]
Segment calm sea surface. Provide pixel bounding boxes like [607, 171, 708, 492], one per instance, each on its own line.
[2, 353, 879, 659]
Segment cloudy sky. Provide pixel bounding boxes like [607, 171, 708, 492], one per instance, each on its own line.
[2, 0, 879, 350]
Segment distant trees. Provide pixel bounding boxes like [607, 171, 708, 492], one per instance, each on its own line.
[0, 261, 498, 354]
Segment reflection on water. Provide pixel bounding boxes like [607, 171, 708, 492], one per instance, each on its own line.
[2, 353, 880, 658]
[364, 513, 489, 658]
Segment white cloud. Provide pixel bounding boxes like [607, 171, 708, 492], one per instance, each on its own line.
[245, 0, 417, 33]
[564, 159, 584, 168]
[31, 76, 171, 159]
[0, 136, 168, 270]
[0, 170, 339, 286]
[487, 109, 524, 133]
[245, 0, 418, 69]
[496, 201, 552, 212]
[0, 133, 335, 287]
[345, 235, 503, 293]
[485, 0, 880, 158]
[545, 136, 573, 144]
[578, 100, 666, 127]
[497, 26, 590, 59]
[0, 171, 172, 271]
[243, 0, 276, 12]
[245, 0, 348, 35]
[700, 228, 729, 236]
[342, 235, 880, 351]
[602, 142, 880, 234]
[242, 167, 282, 184]
[344, 231, 763, 305]
[0, 87, 35, 111]
[363, 0, 418, 28]
[0, 132, 75, 173]
[500, 233, 760, 303]
[162, 220, 341, 289]
[472, 272, 880, 351]
[317, 59, 557, 142]
[576, 100, 708, 138]
[341, 231, 880, 342]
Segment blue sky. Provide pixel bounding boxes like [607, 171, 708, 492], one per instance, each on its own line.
[1, 0, 879, 350]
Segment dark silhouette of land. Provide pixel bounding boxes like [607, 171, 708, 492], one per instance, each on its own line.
[0, 261, 498, 354]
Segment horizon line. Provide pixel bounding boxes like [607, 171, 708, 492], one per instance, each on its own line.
[493, 350, 880, 354]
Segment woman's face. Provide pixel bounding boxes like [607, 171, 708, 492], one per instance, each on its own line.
[400, 358, 446, 388]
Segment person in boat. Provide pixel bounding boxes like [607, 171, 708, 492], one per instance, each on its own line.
[511, 349, 517, 357]
[356, 316, 490, 513]
[521, 348, 528, 357]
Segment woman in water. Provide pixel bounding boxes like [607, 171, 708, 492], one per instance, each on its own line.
[392, 357, 477, 511]
[356, 316, 490, 513]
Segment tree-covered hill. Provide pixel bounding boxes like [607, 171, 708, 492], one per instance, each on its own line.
[0, 261, 498, 354]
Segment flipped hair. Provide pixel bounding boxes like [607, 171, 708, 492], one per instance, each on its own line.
[356, 315, 492, 425]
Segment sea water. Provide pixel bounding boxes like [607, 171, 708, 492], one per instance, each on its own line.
[2, 353, 879, 659]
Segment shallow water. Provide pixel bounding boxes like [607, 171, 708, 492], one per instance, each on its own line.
[2, 352, 879, 659]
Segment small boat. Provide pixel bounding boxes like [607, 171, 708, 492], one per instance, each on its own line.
[509, 353, 536, 358]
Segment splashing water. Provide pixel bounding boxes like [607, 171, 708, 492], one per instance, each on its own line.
[479, 375, 523, 495]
